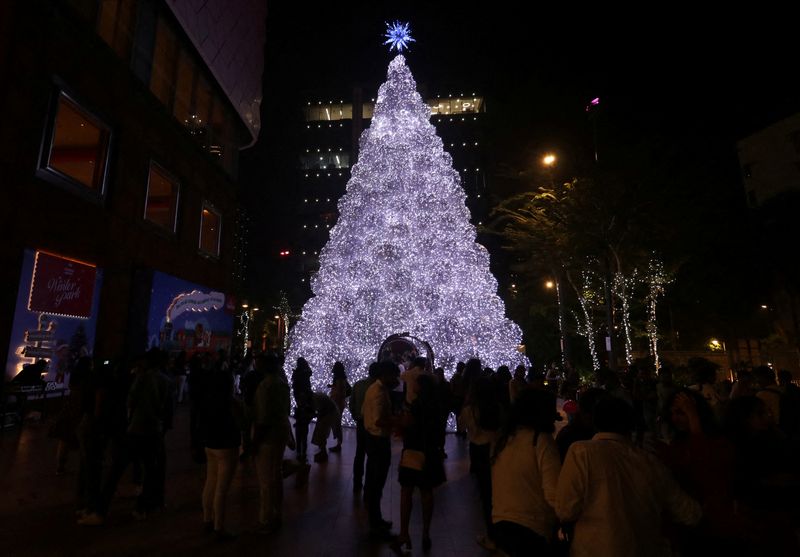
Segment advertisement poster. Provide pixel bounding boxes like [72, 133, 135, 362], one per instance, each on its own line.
[4, 249, 103, 384]
[146, 271, 234, 356]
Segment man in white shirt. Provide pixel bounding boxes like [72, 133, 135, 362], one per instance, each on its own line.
[556, 397, 702, 557]
[363, 361, 400, 536]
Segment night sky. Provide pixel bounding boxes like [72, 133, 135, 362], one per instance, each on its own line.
[249, 5, 799, 158]
[240, 3, 800, 313]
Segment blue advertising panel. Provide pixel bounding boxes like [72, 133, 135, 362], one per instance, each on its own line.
[4, 249, 103, 385]
[146, 271, 234, 356]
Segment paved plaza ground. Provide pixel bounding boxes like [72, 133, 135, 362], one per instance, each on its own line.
[0, 404, 492, 557]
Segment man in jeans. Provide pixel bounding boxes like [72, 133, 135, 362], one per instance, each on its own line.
[363, 361, 400, 537]
[349, 362, 379, 492]
[253, 354, 290, 533]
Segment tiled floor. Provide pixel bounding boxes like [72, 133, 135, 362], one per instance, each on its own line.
[0, 405, 490, 557]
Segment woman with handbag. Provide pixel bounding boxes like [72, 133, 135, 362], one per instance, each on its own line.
[393, 374, 446, 552]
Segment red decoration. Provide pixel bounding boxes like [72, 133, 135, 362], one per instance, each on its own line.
[28, 251, 96, 318]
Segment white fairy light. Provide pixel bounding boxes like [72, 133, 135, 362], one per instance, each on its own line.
[612, 269, 638, 365]
[645, 257, 670, 372]
[285, 55, 526, 414]
[573, 269, 600, 371]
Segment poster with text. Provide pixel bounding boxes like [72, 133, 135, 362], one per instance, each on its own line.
[5, 249, 103, 384]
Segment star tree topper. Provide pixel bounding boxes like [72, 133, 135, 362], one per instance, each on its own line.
[384, 21, 416, 52]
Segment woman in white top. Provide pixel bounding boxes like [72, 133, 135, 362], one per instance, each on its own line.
[491, 388, 561, 556]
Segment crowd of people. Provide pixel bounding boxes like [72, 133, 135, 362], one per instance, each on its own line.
[43, 347, 800, 556]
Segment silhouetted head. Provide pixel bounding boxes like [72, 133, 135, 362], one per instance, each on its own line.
[594, 397, 635, 435]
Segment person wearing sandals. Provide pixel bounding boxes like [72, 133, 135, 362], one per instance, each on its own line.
[393, 374, 446, 552]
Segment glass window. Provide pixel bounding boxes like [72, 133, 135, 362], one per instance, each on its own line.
[173, 48, 195, 125]
[149, 17, 178, 107]
[199, 204, 222, 256]
[44, 93, 111, 193]
[194, 75, 212, 126]
[428, 96, 484, 115]
[300, 152, 350, 169]
[97, 0, 137, 61]
[209, 101, 228, 160]
[362, 102, 374, 119]
[144, 163, 180, 231]
[304, 103, 354, 121]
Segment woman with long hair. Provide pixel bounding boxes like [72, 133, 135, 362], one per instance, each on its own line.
[393, 374, 446, 552]
[458, 373, 503, 552]
[491, 388, 561, 556]
[291, 358, 314, 462]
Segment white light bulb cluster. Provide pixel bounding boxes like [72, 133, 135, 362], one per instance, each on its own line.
[612, 269, 638, 366]
[574, 269, 600, 371]
[645, 257, 670, 372]
[285, 55, 527, 415]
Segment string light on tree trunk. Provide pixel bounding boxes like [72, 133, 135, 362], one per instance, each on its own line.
[572, 269, 600, 372]
[612, 269, 638, 366]
[646, 257, 670, 372]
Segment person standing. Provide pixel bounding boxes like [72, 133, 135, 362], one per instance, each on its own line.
[400, 357, 431, 405]
[290, 358, 314, 462]
[508, 365, 528, 403]
[459, 375, 503, 552]
[240, 353, 266, 461]
[253, 354, 291, 534]
[328, 361, 351, 453]
[127, 349, 171, 520]
[491, 388, 561, 556]
[310, 391, 338, 462]
[393, 374, 446, 552]
[363, 361, 400, 537]
[556, 397, 702, 556]
[349, 362, 379, 492]
[450, 361, 467, 437]
[172, 351, 188, 404]
[198, 357, 241, 540]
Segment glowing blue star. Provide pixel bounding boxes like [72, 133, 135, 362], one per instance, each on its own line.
[384, 21, 416, 52]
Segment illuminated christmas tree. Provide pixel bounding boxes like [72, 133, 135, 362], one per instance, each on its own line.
[286, 30, 526, 397]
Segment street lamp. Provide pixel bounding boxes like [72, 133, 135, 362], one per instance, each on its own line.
[542, 153, 556, 167]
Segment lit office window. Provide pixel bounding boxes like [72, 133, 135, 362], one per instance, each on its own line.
[144, 163, 180, 231]
[199, 204, 222, 256]
[362, 103, 375, 119]
[300, 152, 350, 170]
[42, 93, 111, 193]
[304, 103, 353, 121]
[428, 96, 484, 115]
